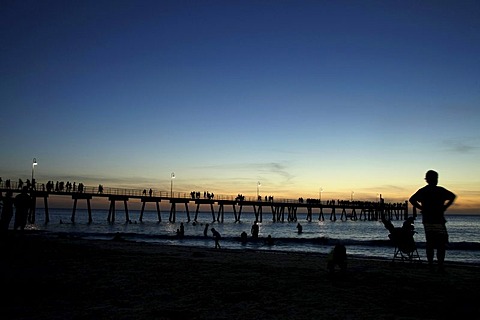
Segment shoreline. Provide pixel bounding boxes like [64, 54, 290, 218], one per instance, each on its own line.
[20, 228, 480, 266]
[2, 231, 480, 319]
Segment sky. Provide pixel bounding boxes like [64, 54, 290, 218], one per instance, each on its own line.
[1, 0, 479, 212]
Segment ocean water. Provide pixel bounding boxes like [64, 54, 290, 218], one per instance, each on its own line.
[24, 208, 480, 264]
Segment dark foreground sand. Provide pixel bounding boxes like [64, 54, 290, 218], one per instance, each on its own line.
[1, 232, 479, 320]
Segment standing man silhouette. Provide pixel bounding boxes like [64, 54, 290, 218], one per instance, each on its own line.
[409, 170, 456, 271]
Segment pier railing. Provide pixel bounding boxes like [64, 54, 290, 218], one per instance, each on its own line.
[0, 180, 292, 202]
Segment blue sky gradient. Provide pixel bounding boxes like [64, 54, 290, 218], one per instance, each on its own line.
[1, 1, 479, 211]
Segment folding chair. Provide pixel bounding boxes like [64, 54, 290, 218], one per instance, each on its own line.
[389, 228, 421, 263]
[383, 218, 421, 263]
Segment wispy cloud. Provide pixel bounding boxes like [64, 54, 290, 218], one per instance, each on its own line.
[363, 185, 411, 193]
[257, 162, 294, 181]
[193, 161, 294, 182]
[442, 138, 479, 153]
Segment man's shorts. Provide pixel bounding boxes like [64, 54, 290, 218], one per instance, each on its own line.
[424, 223, 448, 248]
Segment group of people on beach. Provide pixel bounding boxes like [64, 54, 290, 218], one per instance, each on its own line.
[179, 220, 277, 249]
[171, 170, 457, 273]
[0, 187, 32, 234]
[2, 170, 457, 273]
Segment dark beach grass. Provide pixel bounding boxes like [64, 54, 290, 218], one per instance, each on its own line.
[1, 231, 479, 320]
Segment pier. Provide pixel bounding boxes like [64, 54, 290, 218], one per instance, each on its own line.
[0, 181, 409, 224]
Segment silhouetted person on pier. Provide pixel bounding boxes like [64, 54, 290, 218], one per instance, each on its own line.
[211, 228, 221, 249]
[14, 187, 31, 230]
[0, 190, 14, 233]
[409, 170, 456, 271]
[251, 221, 259, 239]
[204, 223, 209, 237]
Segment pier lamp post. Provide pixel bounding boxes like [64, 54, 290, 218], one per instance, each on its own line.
[256, 181, 261, 200]
[351, 191, 354, 201]
[319, 187, 323, 203]
[32, 158, 37, 189]
[170, 172, 175, 198]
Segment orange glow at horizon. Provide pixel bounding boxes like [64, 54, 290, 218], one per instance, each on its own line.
[26, 181, 479, 214]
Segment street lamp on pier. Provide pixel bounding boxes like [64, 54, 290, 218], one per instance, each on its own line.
[319, 187, 323, 203]
[32, 158, 37, 190]
[170, 172, 175, 198]
[351, 191, 354, 201]
[256, 181, 261, 200]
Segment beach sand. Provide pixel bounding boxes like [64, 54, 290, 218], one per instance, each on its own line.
[1, 232, 479, 320]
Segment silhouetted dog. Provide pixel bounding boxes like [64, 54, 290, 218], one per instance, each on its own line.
[327, 244, 347, 273]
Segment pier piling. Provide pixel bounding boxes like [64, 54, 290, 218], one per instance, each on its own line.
[107, 196, 129, 223]
[140, 197, 162, 222]
[71, 193, 93, 223]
